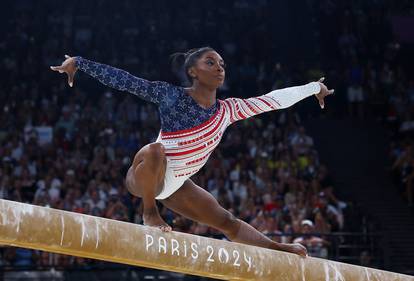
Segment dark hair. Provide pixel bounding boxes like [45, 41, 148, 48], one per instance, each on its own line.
[170, 47, 216, 82]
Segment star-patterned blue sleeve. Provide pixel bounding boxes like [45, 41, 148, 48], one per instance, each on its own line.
[75, 57, 169, 104]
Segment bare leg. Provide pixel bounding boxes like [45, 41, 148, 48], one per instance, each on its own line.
[126, 143, 171, 231]
[161, 179, 307, 256]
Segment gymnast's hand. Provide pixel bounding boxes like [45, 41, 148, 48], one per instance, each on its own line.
[286, 243, 308, 258]
[50, 55, 77, 87]
[315, 77, 335, 109]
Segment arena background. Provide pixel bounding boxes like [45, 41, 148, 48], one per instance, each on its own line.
[1, 0, 413, 280]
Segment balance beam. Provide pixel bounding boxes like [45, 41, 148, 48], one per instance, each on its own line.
[0, 199, 412, 281]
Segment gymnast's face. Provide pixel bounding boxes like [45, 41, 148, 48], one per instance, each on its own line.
[189, 51, 225, 88]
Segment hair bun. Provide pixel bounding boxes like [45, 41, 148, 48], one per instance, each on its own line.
[170, 52, 186, 72]
[170, 47, 216, 83]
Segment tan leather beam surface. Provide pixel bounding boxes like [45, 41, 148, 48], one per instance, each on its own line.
[0, 199, 412, 281]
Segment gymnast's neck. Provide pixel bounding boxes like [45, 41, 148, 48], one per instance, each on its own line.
[185, 83, 217, 109]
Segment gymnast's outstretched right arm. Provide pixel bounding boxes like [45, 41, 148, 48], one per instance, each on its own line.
[223, 79, 334, 124]
[50, 55, 169, 104]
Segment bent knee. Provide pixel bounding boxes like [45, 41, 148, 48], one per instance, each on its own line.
[132, 142, 165, 168]
[126, 167, 142, 197]
[146, 143, 166, 162]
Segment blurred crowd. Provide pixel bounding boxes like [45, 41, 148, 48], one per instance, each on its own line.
[312, 0, 414, 206]
[390, 121, 414, 207]
[0, 0, 412, 271]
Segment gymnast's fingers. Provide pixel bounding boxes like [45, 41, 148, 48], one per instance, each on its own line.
[319, 99, 325, 109]
[50, 65, 64, 73]
[297, 244, 308, 257]
[68, 72, 75, 87]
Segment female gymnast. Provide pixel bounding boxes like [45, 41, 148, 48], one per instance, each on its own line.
[51, 47, 334, 257]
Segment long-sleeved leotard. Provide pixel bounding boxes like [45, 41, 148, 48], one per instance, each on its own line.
[75, 57, 320, 198]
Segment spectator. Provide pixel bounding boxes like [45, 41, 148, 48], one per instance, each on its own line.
[293, 220, 329, 258]
[6, 248, 37, 268]
[290, 126, 314, 155]
[359, 250, 376, 268]
[347, 82, 365, 119]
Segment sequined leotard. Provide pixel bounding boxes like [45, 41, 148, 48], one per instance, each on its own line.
[76, 57, 320, 199]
